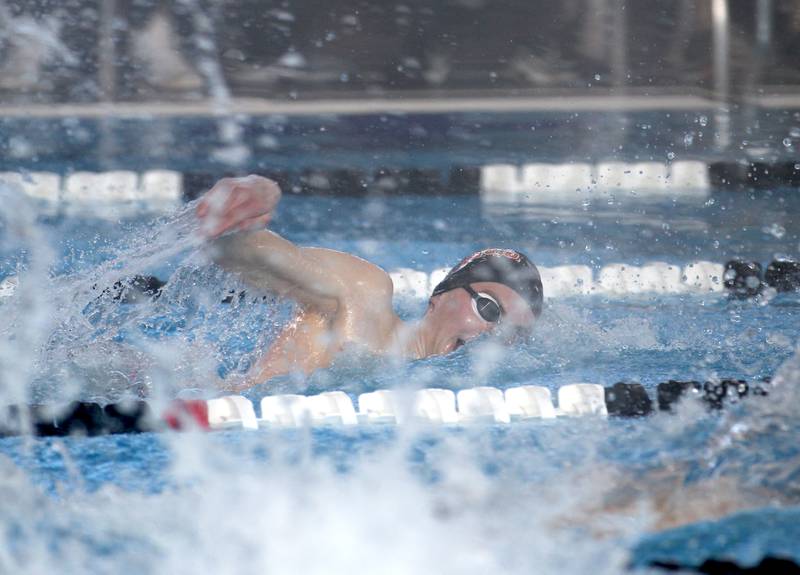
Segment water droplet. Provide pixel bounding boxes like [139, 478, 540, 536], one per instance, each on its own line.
[783, 138, 792, 148]
[667, 151, 675, 160]
[698, 115, 708, 127]
[683, 133, 694, 146]
[764, 223, 786, 239]
[790, 127, 800, 138]
[594, 74, 601, 81]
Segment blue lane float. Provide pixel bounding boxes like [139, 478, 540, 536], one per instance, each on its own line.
[0, 379, 772, 438]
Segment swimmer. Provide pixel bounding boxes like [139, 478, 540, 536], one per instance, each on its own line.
[196, 175, 543, 390]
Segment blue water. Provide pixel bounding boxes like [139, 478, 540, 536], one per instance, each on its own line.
[1, 187, 800, 573]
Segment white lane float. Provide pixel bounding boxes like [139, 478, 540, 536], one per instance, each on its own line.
[682, 261, 725, 293]
[538, 265, 593, 297]
[504, 386, 556, 419]
[0, 169, 183, 217]
[201, 385, 613, 430]
[139, 170, 183, 207]
[557, 384, 608, 417]
[481, 160, 710, 200]
[306, 391, 359, 425]
[389, 268, 431, 300]
[357, 390, 401, 424]
[391, 260, 729, 300]
[260, 394, 309, 426]
[64, 171, 140, 204]
[1, 380, 765, 436]
[413, 388, 459, 424]
[457, 386, 511, 424]
[207, 395, 258, 430]
[0, 171, 61, 205]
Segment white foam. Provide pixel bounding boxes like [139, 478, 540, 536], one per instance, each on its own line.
[504, 386, 556, 419]
[456, 386, 510, 423]
[0, 276, 18, 299]
[207, 395, 258, 430]
[558, 384, 608, 416]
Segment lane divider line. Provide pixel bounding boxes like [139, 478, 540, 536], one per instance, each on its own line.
[0, 379, 770, 437]
[2, 258, 795, 302]
[0, 170, 182, 216]
[480, 161, 710, 200]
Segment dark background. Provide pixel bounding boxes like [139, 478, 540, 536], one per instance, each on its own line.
[1, 0, 798, 102]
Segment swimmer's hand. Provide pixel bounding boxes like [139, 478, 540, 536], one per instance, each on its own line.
[196, 175, 282, 238]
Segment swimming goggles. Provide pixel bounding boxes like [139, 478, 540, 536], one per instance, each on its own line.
[463, 285, 502, 323]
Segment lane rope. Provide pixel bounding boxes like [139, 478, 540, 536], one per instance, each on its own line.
[0, 379, 770, 437]
[2, 259, 797, 303]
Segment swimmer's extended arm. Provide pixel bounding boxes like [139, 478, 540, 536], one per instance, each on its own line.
[197, 176, 349, 311]
[211, 231, 345, 311]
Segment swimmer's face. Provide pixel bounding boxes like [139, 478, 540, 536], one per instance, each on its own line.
[425, 281, 536, 354]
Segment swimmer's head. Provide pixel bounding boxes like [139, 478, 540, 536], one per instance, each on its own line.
[432, 249, 543, 317]
[424, 248, 543, 353]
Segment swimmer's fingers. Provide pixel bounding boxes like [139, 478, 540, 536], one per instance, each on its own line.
[197, 177, 237, 218]
[233, 213, 272, 232]
[206, 198, 272, 237]
[198, 177, 280, 237]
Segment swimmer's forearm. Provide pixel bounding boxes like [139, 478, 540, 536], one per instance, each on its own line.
[210, 230, 344, 305]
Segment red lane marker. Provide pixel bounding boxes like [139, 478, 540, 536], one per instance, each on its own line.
[163, 400, 210, 430]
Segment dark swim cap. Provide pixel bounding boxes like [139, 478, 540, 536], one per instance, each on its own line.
[431, 248, 544, 318]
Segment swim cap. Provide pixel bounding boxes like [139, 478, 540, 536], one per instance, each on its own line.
[431, 248, 544, 318]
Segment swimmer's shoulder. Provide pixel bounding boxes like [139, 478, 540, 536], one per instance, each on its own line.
[301, 246, 394, 300]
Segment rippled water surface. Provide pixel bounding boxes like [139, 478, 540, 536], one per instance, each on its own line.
[1, 186, 799, 574]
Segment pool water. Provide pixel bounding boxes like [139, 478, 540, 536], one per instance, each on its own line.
[1, 184, 800, 574]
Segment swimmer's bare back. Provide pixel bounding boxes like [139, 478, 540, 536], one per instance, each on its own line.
[197, 175, 406, 390]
